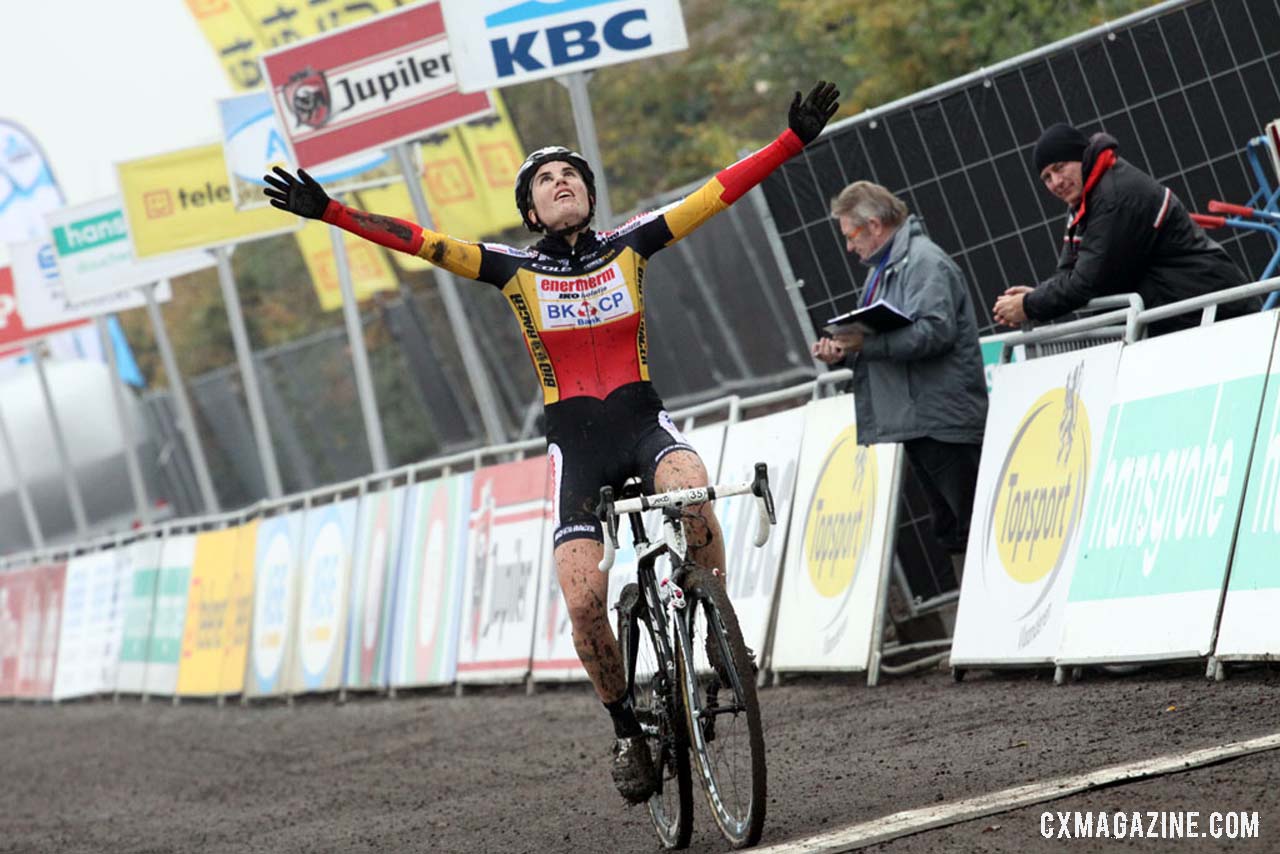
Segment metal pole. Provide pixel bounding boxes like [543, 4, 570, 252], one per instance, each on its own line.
[96, 316, 150, 526]
[0, 404, 43, 549]
[746, 186, 821, 347]
[392, 142, 507, 445]
[328, 223, 390, 472]
[32, 343, 88, 534]
[559, 71, 614, 227]
[214, 247, 283, 499]
[143, 282, 220, 514]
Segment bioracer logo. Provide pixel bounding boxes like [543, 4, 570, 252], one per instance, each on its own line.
[985, 364, 1090, 612]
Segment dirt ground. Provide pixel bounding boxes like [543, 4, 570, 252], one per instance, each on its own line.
[3, 663, 1280, 854]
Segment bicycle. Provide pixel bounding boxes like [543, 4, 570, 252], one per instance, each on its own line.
[596, 463, 776, 850]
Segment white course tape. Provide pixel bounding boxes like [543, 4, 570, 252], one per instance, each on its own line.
[755, 731, 1280, 853]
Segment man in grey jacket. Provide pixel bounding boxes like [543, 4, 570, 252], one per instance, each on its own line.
[812, 181, 988, 567]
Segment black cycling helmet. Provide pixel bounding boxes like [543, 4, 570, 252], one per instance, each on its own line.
[514, 145, 596, 233]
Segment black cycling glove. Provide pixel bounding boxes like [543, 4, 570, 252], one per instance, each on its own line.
[263, 166, 331, 219]
[788, 80, 840, 146]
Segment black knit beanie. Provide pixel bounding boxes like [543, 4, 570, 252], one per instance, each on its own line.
[1033, 123, 1088, 173]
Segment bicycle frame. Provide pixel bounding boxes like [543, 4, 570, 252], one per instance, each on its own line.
[602, 463, 776, 728]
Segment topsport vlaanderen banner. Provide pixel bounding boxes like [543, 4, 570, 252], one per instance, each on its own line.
[116, 143, 299, 259]
[1057, 312, 1278, 665]
[1214, 324, 1280, 660]
[770, 396, 900, 672]
[950, 343, 1122, 667]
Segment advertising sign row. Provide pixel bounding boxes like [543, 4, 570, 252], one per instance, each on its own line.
[953, 311, 1280, 669]
[1, 393, 909, 699]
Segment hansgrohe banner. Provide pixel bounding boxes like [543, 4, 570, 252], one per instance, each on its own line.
[1058, 312, 1278, 664]
[1215, 324, 1280, 660]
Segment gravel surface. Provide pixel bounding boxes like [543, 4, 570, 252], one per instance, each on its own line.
[2, 663, 1280, 853]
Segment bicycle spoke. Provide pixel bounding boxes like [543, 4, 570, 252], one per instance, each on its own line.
[676, 567, 766, 849]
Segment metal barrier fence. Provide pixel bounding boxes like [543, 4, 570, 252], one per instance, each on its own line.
[761, 0, 1280, 341]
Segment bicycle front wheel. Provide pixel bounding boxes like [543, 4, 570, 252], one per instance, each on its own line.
[617, 583, 692, 849]
[676, 566, 767, 849]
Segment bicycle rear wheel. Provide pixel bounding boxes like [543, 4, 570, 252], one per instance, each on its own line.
[617, 583, 692, 849]
[676, 567, 766, 848]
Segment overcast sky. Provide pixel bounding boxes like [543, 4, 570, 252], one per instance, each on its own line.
[1, 0, 232, 206]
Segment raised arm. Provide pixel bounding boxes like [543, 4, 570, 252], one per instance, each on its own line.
[264, 166, 485, 280]
[622, 81, 839, 254]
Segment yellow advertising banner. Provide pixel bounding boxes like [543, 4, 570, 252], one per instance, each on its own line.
[456, 93, 525, 233]
[356, 94, 524, 271]
[295, 219, 399, 310]
[184, 0, 265, 92]
[176, 527, 241, 696]
[236, 0, 420, 48]
[219, 521, 260, 695]
[117, 143, 299, 258]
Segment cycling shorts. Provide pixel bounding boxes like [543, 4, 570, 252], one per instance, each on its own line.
[546, 382, 695, 549]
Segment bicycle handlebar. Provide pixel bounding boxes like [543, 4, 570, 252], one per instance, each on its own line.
[1191, 213, 1226, 230]
[595, 463, 776, 573]
[1207, 200, 1255, 218]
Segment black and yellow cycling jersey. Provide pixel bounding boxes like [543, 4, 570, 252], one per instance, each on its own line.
[322, 128, 805, 407]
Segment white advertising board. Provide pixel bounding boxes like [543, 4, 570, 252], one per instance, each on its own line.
[142, 534, 196, 696]
[247, 511, 305, 698]
[1057, 313, 1277, 664]
[116, 538, 166, 694]
[771, 396, 899, 672]
[442, 0, 688, 92]
[9, 239, 173, 327]
[290, 498, 359, 693]
[44, 196, 213, 304]
[456, 457, 548, 684]
[1215, 327, 1280, 660]
[52, 549, 131, 699]
[343, 486, 407, 691]
[951, 343, 1122, 667]
[388, 476, 472, 688]
[715, 408, 805, 657]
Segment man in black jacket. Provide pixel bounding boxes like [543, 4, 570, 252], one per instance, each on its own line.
[992, 123, 1257, 336]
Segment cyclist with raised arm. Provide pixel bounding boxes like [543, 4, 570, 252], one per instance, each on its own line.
[264, 80, 839, 804]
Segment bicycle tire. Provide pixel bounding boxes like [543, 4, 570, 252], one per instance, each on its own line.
[676, 567, 767, 849]
[617, 583, 693, 849]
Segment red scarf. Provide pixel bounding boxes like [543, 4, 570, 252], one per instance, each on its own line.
[1069, 148, 1117, 229]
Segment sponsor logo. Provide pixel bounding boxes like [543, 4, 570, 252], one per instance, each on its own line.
[141, 182, 233, 220]
[185, 0, 230, 18]
[52, 212, 128, 256]
[486, 4, 655, 78]
[984, 363, 1090, 624]
[536, 264, 617, 295]
[537, 263, 632, 329]
[508, 292, 557, 388]
[284, 68, 332, 130]
[277, 45, 457, 137]
[804, 426, 877, 600]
